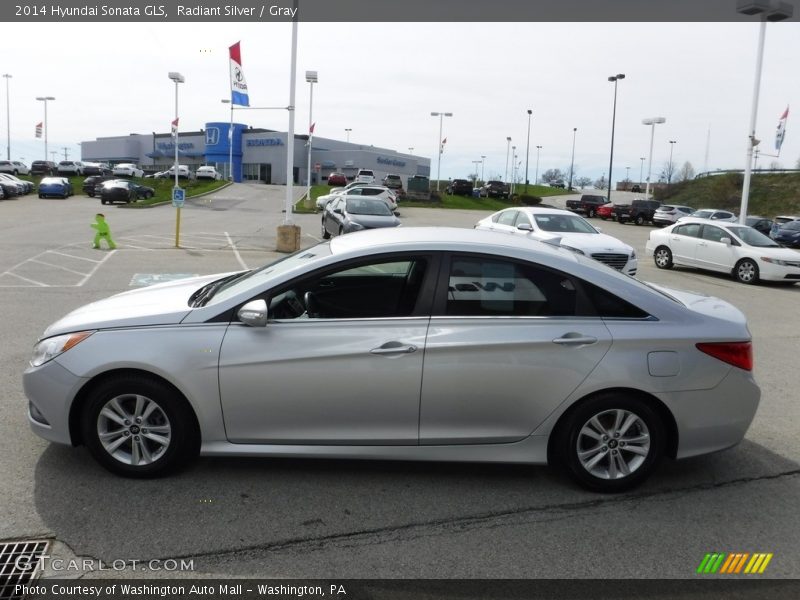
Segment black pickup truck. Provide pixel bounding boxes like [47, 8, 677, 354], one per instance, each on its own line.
[613, 199, 661, 225]
[481, 180, 510, 198]
[565, 194, 608, 218]
[447, 179, 473, 196]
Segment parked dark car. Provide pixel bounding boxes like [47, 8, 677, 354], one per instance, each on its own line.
[30, 161, 57, 176]
[446, 179, 473, 196]
[631, 184, 642, 193]
[550, 181, 565, 188]
[614, 199, 661, 225]
[565, 194, 608, 218]
[772, 220, 800, 248]
[99, 180, 153, 204]
[0, 180, 19, 199]
[83, 163, 113, 176]
[321, 196, 400, 239]
[83, 175, 115, 197]
[745, 216, 773, 237]
[481, 180, 510, 199]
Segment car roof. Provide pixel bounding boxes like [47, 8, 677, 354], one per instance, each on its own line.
[673, 217, 737, 226]
[511, 206, 579, 216]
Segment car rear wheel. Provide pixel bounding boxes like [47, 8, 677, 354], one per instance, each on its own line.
[734, 259, 759, 285]
[635, 215, 645, 226]
[557, 393, 665, 492]
[81, 375, 199, 478]
[654, 246, 673, 269]
[588, 208, 596, 218]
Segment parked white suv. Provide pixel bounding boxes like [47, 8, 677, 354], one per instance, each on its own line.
[0, 160, 29, 175]
[196, 166, 222, 180]
[57, 161, 84, 175]
[167, 165, 195, 179]
[112, 163, 144, 178]
[355, 169, 375, 184]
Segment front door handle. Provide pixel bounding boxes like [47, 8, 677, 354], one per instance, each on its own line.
[552, 334, 598, 346]
[370, 342, 417, 355]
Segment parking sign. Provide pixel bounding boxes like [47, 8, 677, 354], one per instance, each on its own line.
[172, 187, 185, 207]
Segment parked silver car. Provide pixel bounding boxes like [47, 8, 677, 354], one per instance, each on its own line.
[23, 228, 759, 491]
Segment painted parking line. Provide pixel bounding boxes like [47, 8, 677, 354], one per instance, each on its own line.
[0, 244, 116, 288]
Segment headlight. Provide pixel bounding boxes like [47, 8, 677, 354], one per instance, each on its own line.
[30, 331, 94, 367]
[630, 249, 637, 259]
[760, 257, 789, 266]
[348, 222, 365, 231]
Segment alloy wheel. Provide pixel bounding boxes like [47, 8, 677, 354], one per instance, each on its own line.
[576, 408, 651, 480]
[96, 394, 172, 466]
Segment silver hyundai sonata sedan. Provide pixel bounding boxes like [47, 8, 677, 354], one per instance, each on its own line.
[23, 227, 760, 492]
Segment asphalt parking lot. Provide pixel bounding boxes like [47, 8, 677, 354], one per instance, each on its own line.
[1, 184, 799, 581]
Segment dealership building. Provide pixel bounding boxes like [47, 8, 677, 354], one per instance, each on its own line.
[80, 122, 430, 186]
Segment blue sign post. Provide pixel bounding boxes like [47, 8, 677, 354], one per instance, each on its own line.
[171, 187, 185, 207]
[172, 187, 185, 248]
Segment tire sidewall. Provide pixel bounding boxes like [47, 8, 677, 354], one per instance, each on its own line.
[558, 393, 665, 493]
[81, 376, 198, 478]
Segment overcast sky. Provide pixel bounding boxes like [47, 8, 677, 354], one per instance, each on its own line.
[4, 21, 800, 182]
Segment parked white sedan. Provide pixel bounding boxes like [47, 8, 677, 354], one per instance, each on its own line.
[196, 166, 222, 180]
[112, 163, 144, 178]
[645, 217, 800, 284]
[475, 207, 638, 276]
[316, 186, 397, 212]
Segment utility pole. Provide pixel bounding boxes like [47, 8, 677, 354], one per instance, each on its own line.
[62, 147, 69, 160]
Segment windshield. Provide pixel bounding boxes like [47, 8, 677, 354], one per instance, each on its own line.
[692, 210, 713, 218]
[780, 221, 800, 232]
[346, 198, 392, 216]
[534, 214, 597, 234]
[207, 242, 333, 305]
[727, 226, 779, 247]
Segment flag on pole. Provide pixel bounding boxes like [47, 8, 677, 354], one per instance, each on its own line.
[775, 106, 789, 152]
[35, 122, 42, 138]
[309, 122, 315, 135]
[171, 118, 179, 136]
[440, 137, 447, 154]
[229, 41, 250, 107]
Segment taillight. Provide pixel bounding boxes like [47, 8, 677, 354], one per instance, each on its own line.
[696, 341, 753, 371]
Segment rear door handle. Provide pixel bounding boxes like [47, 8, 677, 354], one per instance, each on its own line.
[370, 342, 418, 355]
[552, 334, 598, 346]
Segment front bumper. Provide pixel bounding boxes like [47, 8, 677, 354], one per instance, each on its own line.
[23, 359, 88, 446]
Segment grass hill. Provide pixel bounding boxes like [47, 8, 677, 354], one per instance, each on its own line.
[655, 172, 800, 217]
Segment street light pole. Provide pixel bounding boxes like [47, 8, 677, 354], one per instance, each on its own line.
[345, 128, 351, 142]
[504, 136, 511, 183]
[642, 117, 666, 200]
[736, 0, 793, 223]
[511, 146, 516, 194]
[568, 127, 577, 190]
[305, 70, 318, 207]
[480, 155, 486, 184]
[221, 99, 233, 181]
[168, 72, 184, 248]
[607, 73, 625, 203]
[2, 74, 11, 160]
[535, 145, 542, 186]
[431, 111, 453, 191]
[524, 108, 532, 192]
[639, 157, 645, 189]
[35, 96, 55, 161]
[408, 147, 414, 154]
[668, 140, 677, 189]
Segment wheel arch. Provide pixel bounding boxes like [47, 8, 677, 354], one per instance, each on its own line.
[69, 368, 200, 447]
[546, 387, 679, 465]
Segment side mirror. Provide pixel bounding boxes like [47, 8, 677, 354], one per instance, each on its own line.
[720, 237, 732, 246]
[237, 299, 268, 327]
[334, 208, 343, 215]
[517, 223, 533, 232]
[594, 226, 603, 233]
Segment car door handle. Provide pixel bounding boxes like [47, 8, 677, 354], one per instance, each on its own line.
[552, 334, 598, 346]
[370, 342, 417, 355]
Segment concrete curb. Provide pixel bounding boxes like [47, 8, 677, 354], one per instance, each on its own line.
[117, 181, 233, 208]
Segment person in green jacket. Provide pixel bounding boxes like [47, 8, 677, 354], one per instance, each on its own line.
[90, 213, 116, 249]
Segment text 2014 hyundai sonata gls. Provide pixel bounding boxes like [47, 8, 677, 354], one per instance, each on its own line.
[23, 227, 760, 492]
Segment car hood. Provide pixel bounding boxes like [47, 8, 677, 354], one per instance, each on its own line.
[544, 232, 633, 255]
[41, 272, 229, 339]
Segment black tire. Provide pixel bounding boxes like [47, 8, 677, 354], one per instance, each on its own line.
[556, 393, 665, 492]
[321, 218, 331, 239]
[653, 246, 673, 270]
[734, 258, 760, 285]
[101, 199, 107, 205]
[12, 169, 18, 175]
[635, 215, 645, 226]
[88, 192, 95, 198]
[38, 194, 43, 199]
[588, 208, 596, 218]
[81, 375, 200, 478]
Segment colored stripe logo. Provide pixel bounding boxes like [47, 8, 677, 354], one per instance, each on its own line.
[697, 552, 773, 574]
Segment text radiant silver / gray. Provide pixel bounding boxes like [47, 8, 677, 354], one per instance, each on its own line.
[23, 227, 759, 492]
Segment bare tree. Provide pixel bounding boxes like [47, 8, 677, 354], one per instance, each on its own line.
[769, 160, 782, 170]
[659, 160, 678, 184]
[541, 168, 566, 184]
[576, 176, 592, 188]
[594, 175, 607, 190]
[678, 161, 695, 182]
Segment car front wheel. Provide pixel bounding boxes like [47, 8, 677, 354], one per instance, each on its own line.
[321, 218, 330, 239]
[81, 375, 199, 478]
[734, 259, 759, 284]
[635, 215, 645, 226]
[654, 246, 673, 269]
[557, 393, 664, 492]
[588, 208, 596, 218]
